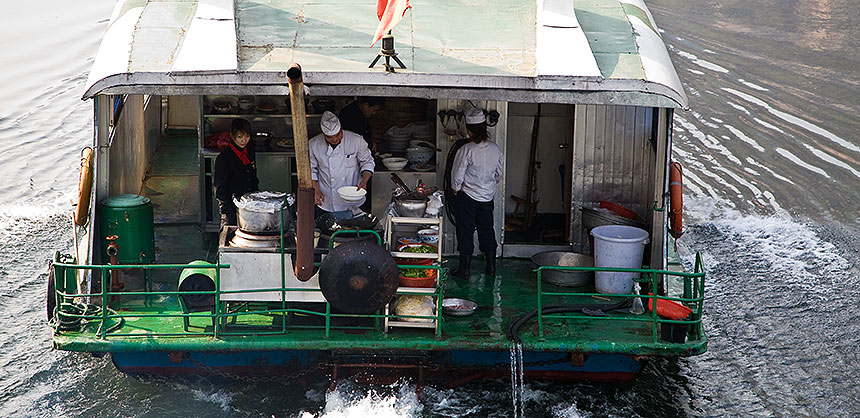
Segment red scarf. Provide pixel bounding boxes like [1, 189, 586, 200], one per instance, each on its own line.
[229, 143, 251, 165]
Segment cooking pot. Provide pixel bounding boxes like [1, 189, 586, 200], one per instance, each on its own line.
[235, 191, 293, 233]
[318, 240, 399, 314]
[394, 192, 428, 217]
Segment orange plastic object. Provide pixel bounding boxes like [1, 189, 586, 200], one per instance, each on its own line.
[398, 269, 437, 288]
[669, 162, 684, 239]
[598, 201, 638, 220]
[646, 293, 692, 320]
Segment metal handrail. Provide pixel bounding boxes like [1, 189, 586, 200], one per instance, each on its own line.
[51, 257, 447, 339]
[535, 252, 706, 343]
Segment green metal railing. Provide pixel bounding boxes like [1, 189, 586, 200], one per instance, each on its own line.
[535, 252, 706, 344]
[50, 228, 447, 340]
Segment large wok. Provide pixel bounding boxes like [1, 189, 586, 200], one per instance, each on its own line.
[318, 240, 399, 314]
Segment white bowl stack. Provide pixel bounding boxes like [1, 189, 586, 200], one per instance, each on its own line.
[337, 186, 366, 203]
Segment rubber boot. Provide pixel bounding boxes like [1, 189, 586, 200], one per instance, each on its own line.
[484, 251, 496, 275]
[451, 255, 471, 280]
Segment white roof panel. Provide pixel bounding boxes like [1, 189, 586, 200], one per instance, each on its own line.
[83, 0, 688, 108]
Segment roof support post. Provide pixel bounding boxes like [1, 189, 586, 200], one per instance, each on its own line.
[288, 64, 314, 282]
[650, 107, 670, 292]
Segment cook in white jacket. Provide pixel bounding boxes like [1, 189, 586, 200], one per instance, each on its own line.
[309, 111, 375, 217]
[450, 108, 504, 279]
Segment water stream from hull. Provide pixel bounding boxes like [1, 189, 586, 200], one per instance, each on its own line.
[509, 342, 525, 418]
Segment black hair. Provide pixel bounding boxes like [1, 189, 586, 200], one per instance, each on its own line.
[467, 122, 489, 143]
[231, 118, 252, 136]
[358, 97, 384, 107]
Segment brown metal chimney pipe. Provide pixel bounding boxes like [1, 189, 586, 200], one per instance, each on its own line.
[287, 63, 315, 281]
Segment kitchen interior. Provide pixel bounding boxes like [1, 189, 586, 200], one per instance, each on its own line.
[97, 94, 657, 316]
[99, 94, 657, 260]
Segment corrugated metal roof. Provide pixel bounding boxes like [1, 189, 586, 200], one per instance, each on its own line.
[83, 0, 687, 108]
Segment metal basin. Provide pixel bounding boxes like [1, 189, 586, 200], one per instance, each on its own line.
[395, 196, 428, 217]
[531, 251, 594, 287]
[442, 298, 477, 317]
[581, 207, 645, 232]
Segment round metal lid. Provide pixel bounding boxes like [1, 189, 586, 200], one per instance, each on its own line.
[100, 194, 151, 208]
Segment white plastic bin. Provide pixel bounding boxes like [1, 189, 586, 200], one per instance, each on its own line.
[590, 225, 650, 294]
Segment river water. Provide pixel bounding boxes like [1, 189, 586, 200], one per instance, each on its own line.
[1, 0, 858, 416]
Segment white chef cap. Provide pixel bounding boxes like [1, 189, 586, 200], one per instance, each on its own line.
[464, 108, 485, 124]
[320, 111, 342, 136]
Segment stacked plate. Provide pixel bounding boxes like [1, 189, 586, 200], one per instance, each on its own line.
[412, 130, 435, 144]
[388, 132, 411, 154]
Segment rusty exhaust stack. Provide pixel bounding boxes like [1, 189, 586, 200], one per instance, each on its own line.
[288, 63, 315, 281]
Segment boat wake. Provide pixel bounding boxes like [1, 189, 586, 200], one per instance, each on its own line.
[674, 195, 860, 416]
[299, 380, 422, 418]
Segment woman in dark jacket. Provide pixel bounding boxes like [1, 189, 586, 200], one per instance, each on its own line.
[214, 118, 259, 227]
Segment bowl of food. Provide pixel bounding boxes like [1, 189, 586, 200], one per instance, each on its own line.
[382, 157, 408, 171]
[394, 295, 435, 322]
[410, 163, 434, 172]
[417, 228, 439, 244]
[397, 237, 422, 245]
[395, 243, 437, 265]
[442, 298, 477, 317]
[398, 267, 437, 288]
[337, 186, 366, 203]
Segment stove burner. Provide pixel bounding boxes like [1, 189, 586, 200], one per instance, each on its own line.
[237, 227, 285, 236]
[229, 229, 292, 248]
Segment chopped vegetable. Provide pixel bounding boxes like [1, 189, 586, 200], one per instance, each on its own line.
[402, 245, 435, 254]
[401, 268, 430, 278]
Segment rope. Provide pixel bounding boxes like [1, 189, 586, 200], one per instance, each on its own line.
[54, 302, 124, 334]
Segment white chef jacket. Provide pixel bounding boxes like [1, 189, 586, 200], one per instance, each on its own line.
[309, 130, 375, 212]
[451, 140, 504, 202]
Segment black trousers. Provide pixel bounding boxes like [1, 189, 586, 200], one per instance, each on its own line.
[453, 192, 496, 255]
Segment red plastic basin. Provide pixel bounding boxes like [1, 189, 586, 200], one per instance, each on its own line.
[398, 269, 437, 288]
[599, 201, 638, 220]
[647, 293, 693, 320]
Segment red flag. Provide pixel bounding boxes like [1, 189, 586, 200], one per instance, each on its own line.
[372, 0, 410, 47]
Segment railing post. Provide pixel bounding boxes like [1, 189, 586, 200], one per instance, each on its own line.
[436, 268, 443, 338]
[325, 302, 331, 338]
[214, 265, 221, 339]
[650, 292, 658, 343]
[537, 267, 543, 338]
[280, 204, 287, 334]
[100, 268, 108, 339]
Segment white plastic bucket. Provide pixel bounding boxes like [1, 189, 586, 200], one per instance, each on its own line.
[590, 225, 650, 294]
